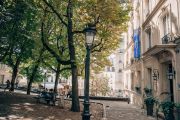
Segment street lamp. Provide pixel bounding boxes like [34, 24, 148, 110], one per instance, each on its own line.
[152, 69, 159, 80]
[82, 24, 96, 120]
[167, 64, 175, 80]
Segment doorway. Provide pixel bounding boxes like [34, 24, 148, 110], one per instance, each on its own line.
[168, 63, 174, 102]
[162, 62, 174, 102]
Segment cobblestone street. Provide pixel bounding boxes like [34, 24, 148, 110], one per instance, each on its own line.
[100, 101, 156, 120]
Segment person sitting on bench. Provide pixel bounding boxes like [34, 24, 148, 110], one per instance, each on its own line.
[4, 80, 10, 92]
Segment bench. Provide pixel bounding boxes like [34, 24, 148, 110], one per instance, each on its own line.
[35, 91, 57, 105]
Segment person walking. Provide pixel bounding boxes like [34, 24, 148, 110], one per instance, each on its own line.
[4, 80, 10, 92]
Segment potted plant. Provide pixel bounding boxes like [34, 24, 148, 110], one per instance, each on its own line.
[144, 96, 157, 116]
[160, 101, 175, 120]
[174, 103, 180, 120]
[135, 85, 141, 93]
[144, 87, 152, 96]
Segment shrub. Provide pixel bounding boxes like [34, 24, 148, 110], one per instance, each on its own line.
[144, 96, 157, 105]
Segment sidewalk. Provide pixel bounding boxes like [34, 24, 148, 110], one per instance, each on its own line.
[100, 101, 156, 120]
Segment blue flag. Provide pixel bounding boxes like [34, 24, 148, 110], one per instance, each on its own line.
[133, 29, 141, 59]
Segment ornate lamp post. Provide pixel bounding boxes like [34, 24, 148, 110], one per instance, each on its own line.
[167, 64, 175, 101]
[82, 24, 96, 120]
[152, 69, 159, 80]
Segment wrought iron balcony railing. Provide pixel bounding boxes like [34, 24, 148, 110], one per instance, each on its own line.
[162, 34, 171, 44]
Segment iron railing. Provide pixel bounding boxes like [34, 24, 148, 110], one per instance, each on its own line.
[162, 34, 171, 44]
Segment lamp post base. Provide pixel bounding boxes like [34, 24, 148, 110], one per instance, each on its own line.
[82, 113, 91, 120]
[82, 101, 91, 120]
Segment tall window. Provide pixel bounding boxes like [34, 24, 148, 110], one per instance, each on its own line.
[112, 67, 115, 72]
[147, 68, 152, 89]
[107, 67, 110, 72]
[146, 29, 151, 49]
[163, 14, 170, 36]
[131, 72, 134, 90]
[148, 30, 151, 48]
[51, 76, 53, 82]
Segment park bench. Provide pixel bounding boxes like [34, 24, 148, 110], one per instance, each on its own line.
[35, 91, 58, 105]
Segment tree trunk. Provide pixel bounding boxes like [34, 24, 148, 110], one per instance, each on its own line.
[10, 60, 20, 91]
[67, 0, 80, 112]
[27, 48, 44, 95]
[71, 66, 80, 111]
[54, 63, 60, 94]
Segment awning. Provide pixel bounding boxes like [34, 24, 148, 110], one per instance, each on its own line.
[142, 44, 177, 57]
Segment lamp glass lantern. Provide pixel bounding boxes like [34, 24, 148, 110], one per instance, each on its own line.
[153, 74, 158, 80]
[153, 69, 159, 80]
[167, 73, 173, 80]
[84, 25, 96, 47]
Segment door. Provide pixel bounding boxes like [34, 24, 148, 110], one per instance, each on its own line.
[168, 63, 174, 102]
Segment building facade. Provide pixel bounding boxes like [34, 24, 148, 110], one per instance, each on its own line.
[123, 0, 180, 106]
[0, 63, 27, 87]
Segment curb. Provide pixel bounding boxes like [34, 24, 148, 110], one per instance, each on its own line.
[64, 98, 107, 119]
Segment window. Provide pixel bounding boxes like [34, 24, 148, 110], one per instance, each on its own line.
[107, 67, 110, 72]
[163, 14, 170, 36]
[131, 73, 135, 90]
[112, 67, 115, 72]
[119, 69, 122, 73]
[147, 68, 152, 89]
[51, 76, 53, 82]
[146, 29, 151, 49]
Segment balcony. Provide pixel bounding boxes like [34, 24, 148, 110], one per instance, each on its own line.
[162, 34, 171, 44]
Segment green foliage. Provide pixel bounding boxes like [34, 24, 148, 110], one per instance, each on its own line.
[160, 101, 175, 120]
[160, 101, 175, 111]
[1, 0, 38, 66]
[20, 65, 44, 83]
[37, 0, 131, 81]
[175, 103, 180, 108]
[144, 96, 157, 105]
[73, 0, 130, 74]
[144, 87, 152, 94]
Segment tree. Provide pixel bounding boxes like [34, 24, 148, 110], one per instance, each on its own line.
[38, 2, 80, 111]
[0, 37, 10, 62]
[20, 60, 45, 85]
[90, 74, 110, 96]
[0, 0, 14, 62]
[1, 0, 38, 91]
[42, 54, 71, 94]
[38, 0, 130, 112]
[26, 47, 45, 95]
